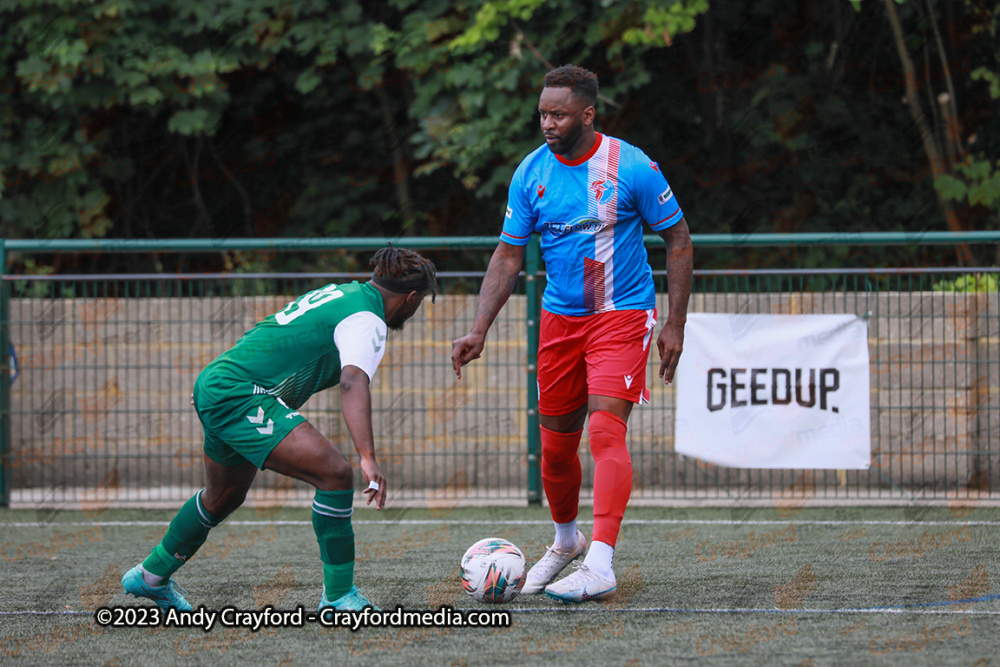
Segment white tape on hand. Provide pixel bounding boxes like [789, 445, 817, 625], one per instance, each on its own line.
[367, 481, 380, 492]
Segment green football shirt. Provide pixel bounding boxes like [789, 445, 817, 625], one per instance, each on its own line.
[206, 281, 388, 409]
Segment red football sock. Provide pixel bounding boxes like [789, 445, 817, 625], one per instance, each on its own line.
[589, 410, 632, 547]
[540, 425, 583, 524]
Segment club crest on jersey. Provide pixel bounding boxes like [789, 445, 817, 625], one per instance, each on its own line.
[589, 179, 616, 205]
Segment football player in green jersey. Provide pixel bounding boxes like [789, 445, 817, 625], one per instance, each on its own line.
[122, 247, 437, 611]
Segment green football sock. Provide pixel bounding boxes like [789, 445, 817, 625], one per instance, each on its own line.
[312, 489, 355, 601]
[142, 489, 221, 579]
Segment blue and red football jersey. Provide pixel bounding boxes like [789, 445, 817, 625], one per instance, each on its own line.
[501, 133, 684, 316]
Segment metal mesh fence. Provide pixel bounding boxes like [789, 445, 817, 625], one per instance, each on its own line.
[2, 265, 998, 508]
[631, 268, 999, 509]
[4, 271, 529, 508]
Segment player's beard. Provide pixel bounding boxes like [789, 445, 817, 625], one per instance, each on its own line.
[385, 304, 412, 331]
[548, 121, 584, 156]
[385, 311, 406, 331]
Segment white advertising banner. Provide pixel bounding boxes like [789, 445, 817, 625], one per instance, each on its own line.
[674, 314, 870, 469]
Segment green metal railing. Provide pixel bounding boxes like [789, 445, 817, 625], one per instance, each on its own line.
[1, 233, 998, 508]
[5, 230, 1000, 252]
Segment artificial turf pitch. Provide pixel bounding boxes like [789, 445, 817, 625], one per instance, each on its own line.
[1, 505, 998, 665]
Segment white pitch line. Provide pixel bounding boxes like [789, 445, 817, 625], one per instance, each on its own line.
[2, 607, 1000, 617]
[0, 610, 90, 616]
[504, 607, 1000, 615]
[4, 518, 1000, 528]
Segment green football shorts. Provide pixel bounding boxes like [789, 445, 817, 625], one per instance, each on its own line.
[192, 367, 306, 468]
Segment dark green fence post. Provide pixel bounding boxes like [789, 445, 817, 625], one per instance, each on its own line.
[0, 240, 9, 507]
[525, 236, 542, 505]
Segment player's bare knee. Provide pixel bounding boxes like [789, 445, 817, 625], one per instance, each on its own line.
[315, 451, 353, 491]
[203, 487, 247, 519]
[224, 487, 250, 514]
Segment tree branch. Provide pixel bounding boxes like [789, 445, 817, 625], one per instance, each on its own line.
[207, 137, 254, 236]
[881, 0, 972, 263]
[924, 0, 960, 138]
[922, 41, 943, 161]
[511, 21, 621, 109]
[180, 136, 213, 238]
[373, 84, 416, 232]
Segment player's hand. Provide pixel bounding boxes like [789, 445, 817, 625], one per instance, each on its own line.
[657, 322, 685, 385]
[360, 457, 386, 509]
[450, 332, 485, 379]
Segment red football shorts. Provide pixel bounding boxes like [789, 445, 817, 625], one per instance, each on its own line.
[537, 308, 657, 416]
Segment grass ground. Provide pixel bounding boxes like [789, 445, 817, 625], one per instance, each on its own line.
[1, 504, 998, 666]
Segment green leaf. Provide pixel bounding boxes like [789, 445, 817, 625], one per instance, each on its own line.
[971, 159, 992, 180]
[295, 67, 322, 94]
[933, 273, 1000, 292]
[167, 108, 212, 135]
[371, 23, 394, 56]
[128, 86, 164, 106]
[933, 173, 967, 201]
[449, 0, 547, 49]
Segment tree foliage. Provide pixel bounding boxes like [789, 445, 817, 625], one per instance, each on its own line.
[0, 0, 996, 272]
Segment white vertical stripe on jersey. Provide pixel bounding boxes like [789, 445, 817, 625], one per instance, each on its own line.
[586, 144, 602, 312]
[604, 138, 620, 308]
[589, 137, 620, 312]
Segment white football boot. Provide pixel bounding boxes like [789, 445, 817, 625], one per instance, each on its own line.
[521, 530, 587, 594]
[544, 562, 617, 603]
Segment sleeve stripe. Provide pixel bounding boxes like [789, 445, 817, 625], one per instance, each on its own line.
[499, 234, 532, 246]
[501, 230, 532, 239]
[651, 208, 683, 228]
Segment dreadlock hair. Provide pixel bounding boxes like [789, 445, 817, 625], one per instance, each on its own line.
[370, 246, 438, 303]
[543, 64, 599, 107]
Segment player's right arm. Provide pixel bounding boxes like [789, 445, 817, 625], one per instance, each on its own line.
[452, 158, 536, 379]
[451, 240, 526, 379]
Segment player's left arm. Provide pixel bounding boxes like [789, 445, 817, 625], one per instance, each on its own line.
[339, 365, 386, 509]
[334, 312, 389, 509]
[655, 218, 692, 384]
[630, 151, 693, 384]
